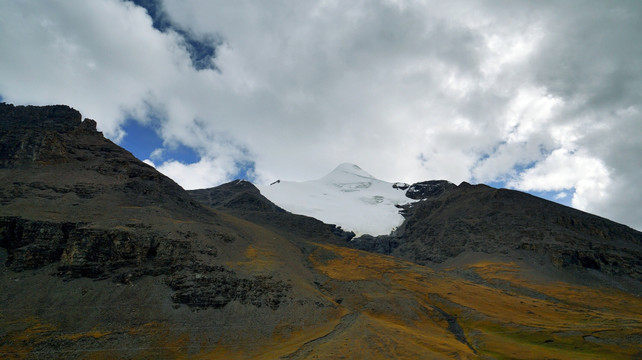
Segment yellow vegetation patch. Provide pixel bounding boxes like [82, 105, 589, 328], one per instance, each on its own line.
[0, 317, 113, 359]
[169, 219, 195, 225]
[309, 243, 411, 281]
[307, 245, 642, 358]
[0, 318, 55, 359]
[228, 244, 280, 272]
[468, 261, 642, 318]
[245, 245, 258, 259]
[60, 329, 111, 341]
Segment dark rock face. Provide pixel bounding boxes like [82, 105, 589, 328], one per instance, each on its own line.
[0, 215, 293, 311]
[1, 104, 86, 168]
[405, 180, 457, 200]
[190, 180, 285, 213]
[348, 234, 398, 254]
[0, 103, 204, 216]
[0, 217, 76, 271]
[166, 265, 291, 310]
[392, 182, 409, 190]
[352, 183, 642, 281]
[0, 216, 190, 278]
[329, 224, 355, 242]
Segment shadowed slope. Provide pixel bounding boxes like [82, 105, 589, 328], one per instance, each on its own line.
[351, 182, 642, 289]
[189, 180, 355, 243]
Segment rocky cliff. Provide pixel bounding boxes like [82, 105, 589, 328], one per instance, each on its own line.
[0, 104, 292, 307]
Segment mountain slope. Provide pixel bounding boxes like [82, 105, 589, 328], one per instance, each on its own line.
[189, 180, 355, 242]
[1, 104, 641, 359]
[351, 181, 642, 290]
[0, 104, 341, 357]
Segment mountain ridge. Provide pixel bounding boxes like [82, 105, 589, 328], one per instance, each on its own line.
[212, 165, 642, 291]
[350, 180, 642, 291]
[230, 160, 642, 290]
[1, 103, 641, 358]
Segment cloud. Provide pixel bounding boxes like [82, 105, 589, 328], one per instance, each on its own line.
[145, 157, 235, 190]
[507, 148, 611, 209]
[520, 1, 642, 228]
[0, 0, 196, 141]
[554, 192, 568, 200]
[149, 148, 164, 161]
[0, 0, 640, 230]
[126, 0, 220, 70]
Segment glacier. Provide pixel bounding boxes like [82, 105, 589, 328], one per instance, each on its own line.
[258, 163, 414, 236]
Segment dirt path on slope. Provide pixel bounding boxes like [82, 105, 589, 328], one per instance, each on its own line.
[280, 312, 359, 359]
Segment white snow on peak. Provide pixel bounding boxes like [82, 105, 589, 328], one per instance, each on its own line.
[257, 163, 414, 236]
[324, 163, 375, 180]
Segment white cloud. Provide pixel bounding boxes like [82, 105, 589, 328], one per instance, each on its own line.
[153, 157, 236, 190]
[0, 0, 640, 229]
[149, 148, 164, 161]
[508, 149, 611, 206]
[554, 192, 568, 200]
[0, 0, 199, 141]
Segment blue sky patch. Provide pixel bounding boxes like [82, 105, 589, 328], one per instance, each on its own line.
[120, 120, 200, 164]
[120, 120, 163, 160]
[232, 161, 256, 182]
[485, 180, 505, 189]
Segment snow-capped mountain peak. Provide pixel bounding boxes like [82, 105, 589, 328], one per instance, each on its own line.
[258, 163, 414, 236]
[323, 163, 375, 180]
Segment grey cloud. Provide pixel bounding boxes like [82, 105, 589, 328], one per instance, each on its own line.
[520, 1, 642, 228]
[530, 3, 642, 108]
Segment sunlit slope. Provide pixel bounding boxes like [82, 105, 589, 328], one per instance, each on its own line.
[2, 236, 640, 359]
[152, 241, 642, 359]
[298, 244, 642, 359]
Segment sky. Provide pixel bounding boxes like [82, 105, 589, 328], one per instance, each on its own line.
[0, 0, 641, 230]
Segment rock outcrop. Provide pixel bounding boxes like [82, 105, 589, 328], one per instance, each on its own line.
[405, 180, 457, 200]
[166, 265, 291, 310]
